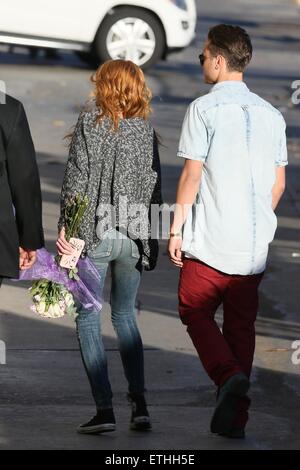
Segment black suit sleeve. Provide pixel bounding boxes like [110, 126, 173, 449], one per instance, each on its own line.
[6, 103, 44, 250]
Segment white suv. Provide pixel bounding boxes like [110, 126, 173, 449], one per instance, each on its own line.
[0, 0, 197, 68]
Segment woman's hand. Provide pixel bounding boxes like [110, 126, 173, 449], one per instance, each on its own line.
[56, 228, 75, 256]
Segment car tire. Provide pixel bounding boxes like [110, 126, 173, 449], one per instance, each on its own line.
[75, 50, 97, 66]
[93, 7, 165, 70]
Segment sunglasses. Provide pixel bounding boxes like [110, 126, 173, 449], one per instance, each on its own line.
[199, 53, 206, 66]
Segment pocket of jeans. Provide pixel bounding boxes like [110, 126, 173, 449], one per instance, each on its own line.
[88, 238, 113, 258]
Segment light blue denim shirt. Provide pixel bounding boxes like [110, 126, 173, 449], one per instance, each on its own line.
[177, 80, 288, 275]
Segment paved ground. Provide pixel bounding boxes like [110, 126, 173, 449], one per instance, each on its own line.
[0, 0, 300, 450]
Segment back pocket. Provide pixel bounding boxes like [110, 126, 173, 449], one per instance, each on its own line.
[88, 237, 113, 258]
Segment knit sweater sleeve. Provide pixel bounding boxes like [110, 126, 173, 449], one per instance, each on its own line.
[58, 111, 89, 231]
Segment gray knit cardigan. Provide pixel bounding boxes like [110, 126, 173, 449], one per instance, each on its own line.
[58, 105, 163, 271]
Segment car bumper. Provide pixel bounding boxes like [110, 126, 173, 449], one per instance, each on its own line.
[162, 0, 197, 48]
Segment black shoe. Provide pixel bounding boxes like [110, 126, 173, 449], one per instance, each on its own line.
[77, 408, 116, 434]
[219, 428, 246, 439]
[210, 373, 250, 435]
[128, 393, 152, 431]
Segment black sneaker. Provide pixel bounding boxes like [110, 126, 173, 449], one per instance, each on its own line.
[128, 393, 152, 431]
[77, 408, 116, 434]
[210, 373, 250, 435]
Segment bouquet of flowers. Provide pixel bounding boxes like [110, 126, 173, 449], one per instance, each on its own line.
[16, 194, 102, 319]
[29, 281, 76, 318]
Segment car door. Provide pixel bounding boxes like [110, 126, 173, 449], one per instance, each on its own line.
[0, 0, 84, 41]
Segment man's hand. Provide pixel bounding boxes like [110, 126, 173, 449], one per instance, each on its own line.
[168, 236, 184, 268]
[167, 159, 203, 269]
[56, 227, 75, 256]
[19, 247, 37, 270]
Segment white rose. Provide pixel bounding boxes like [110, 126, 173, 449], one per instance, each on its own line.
[46, 304, 58, 318]
[64, 293, 74, 308]
[47, 305, 55, 317]
[59, 305, 67, 316]
[36, 301, 46, 315]
[53, 304, 63, 317]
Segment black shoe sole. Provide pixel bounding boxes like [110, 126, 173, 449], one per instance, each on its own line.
[130, 423, 152, 432]
[77, 423, 116, 435]
[210, 375, 250, 435]
[130, 417, 152, 432]
[218, 429, 246, 439]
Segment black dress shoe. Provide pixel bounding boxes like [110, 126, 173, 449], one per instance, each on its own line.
[219, 428, 246, 439]
[210, 373, 250, 435]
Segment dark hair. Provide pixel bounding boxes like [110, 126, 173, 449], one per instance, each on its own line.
[207, 24, 252, 72]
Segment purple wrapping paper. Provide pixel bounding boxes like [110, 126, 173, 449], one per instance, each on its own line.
[14, 248, 102, 312]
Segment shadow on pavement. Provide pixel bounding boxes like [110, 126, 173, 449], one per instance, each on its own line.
[0, 303, 299, 450]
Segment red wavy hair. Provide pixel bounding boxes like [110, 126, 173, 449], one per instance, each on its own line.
[91, 59, 152, 129]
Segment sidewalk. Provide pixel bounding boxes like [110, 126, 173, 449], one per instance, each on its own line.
[0, 181, 299, 449]
[0, 0, 300, 450]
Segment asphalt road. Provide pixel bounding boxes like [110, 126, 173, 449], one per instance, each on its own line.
[0, 0, 299, 450]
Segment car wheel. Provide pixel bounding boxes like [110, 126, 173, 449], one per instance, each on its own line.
[75, 50, 97, 65]
[93, 7, 165, 69]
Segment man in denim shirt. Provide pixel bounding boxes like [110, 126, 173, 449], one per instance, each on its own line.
[168, 24, 287, 439]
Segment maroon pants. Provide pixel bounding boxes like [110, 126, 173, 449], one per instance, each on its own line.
[178, 258, 264, 428]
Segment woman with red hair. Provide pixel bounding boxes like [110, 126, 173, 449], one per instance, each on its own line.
[57, 60, 162, 435]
